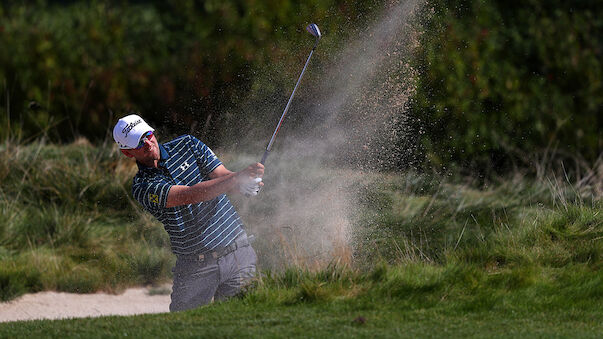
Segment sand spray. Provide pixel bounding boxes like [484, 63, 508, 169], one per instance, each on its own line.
[229, 0, 426, 270]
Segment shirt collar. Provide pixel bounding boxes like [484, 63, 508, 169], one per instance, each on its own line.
[158, 143, 169, 167]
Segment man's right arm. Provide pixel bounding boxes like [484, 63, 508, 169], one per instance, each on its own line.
[165, 163, 264, 208]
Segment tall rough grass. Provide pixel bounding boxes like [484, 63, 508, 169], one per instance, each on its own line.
[240, 164, 601, 314]
[352, 165, 601, 264]
[0, 140, 600, 307]
[0, 139, 173, 301]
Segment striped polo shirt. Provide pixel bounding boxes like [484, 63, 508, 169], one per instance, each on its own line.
[131, 135, 245, 256]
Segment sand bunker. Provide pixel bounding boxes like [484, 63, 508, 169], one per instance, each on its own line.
[0, 285, 171, 323]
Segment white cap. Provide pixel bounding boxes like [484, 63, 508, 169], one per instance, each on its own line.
[113, 114, 155, 149]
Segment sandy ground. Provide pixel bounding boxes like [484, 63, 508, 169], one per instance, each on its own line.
[0, 285, 172, 323]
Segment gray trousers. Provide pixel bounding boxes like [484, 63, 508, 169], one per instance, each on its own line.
[169, 238, 257, 312]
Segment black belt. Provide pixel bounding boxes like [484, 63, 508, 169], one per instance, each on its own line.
[178, 235, 254, 262]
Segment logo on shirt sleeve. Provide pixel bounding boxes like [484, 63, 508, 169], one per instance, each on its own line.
[149, 194, 159, 204]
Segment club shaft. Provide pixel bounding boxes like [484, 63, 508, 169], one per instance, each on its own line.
[262, 46, 316, 164]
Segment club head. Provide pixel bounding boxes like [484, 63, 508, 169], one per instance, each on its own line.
[306, 23, 322, 40]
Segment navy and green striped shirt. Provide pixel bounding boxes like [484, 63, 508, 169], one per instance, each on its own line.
[132, 135, 244, 256]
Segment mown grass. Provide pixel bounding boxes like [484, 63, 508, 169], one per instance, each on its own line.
[0, 263, 601, 337]
[0, 140, 601, 336]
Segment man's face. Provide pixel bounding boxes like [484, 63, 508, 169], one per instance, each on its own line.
[121, 132, 160, 166]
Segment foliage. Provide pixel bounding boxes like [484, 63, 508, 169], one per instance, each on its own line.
[0, 0, 376, 146]
[0, 0, 600, 173]
[412, 0, 602, 170]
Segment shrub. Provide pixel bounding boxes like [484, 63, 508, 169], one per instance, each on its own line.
[412, 0, 602, 170]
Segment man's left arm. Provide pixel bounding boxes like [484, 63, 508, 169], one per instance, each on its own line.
[209, 164, 264, 196]
[208, 165, 233, 179]
[208, 165, 236, 194]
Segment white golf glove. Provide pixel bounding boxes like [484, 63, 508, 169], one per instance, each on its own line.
[239, 177, 262, 196]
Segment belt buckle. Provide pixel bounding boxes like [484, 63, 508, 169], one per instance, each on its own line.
[197, 252, 218, 261]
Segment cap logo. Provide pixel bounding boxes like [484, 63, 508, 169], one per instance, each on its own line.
[122, 119, 142, 137]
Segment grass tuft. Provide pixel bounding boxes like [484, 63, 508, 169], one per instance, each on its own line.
[0, 265, 43, 301]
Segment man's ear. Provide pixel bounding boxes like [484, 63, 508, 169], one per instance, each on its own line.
[121, 149, 134, 158]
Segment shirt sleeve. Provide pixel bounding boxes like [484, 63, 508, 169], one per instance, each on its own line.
[188, 135, 222, 177]
[132, 175, 172, 216]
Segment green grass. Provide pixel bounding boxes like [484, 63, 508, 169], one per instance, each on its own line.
[351, 171, 602, 270]
[0, 139, 173, 300]
[0, 140, 601, 337]
[0, 263, 601, 337]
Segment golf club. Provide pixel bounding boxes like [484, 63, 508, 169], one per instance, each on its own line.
[260, 23, 322, 165]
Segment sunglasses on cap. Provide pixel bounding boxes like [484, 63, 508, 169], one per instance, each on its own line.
[133, 131, 154, 149]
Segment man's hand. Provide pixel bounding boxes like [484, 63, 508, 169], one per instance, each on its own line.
[240, 162, 264, 178]
[237, 163, 264, 196]
[167, 163, 264, 207]
[239, 177, 262, 196]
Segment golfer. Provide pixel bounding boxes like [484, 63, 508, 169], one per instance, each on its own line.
[113, 114, 264, 312]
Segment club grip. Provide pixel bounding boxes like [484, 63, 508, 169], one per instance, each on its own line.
[260, 150, 270, 165]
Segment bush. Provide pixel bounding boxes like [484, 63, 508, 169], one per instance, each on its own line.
[412, 0, 602, 170]
[0, 0, 375, 146]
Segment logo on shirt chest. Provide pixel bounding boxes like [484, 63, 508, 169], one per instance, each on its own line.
[149, 194, 159, 204]
[179, 161, 191, 172]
